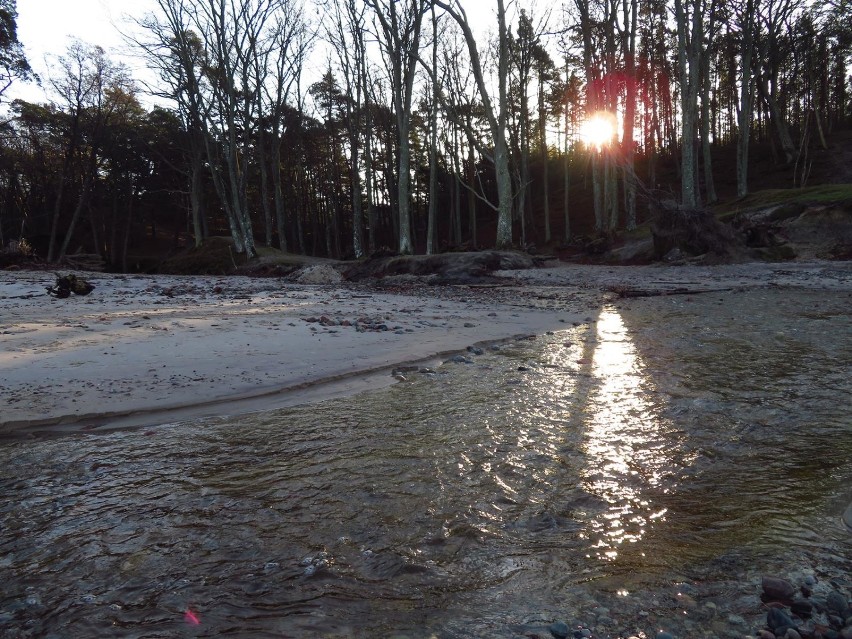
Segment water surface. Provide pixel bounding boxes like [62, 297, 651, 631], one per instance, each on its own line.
[2, 288, 850, 638]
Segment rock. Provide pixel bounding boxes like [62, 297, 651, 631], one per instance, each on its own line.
[843, 502, 852, 531]
[758, 631, 776, 639]
[784, 629, 802, 639]
[663, 247, 685, 263]
[792, 599, 814, 618]
[294, 264, 343, 284]
[803, 576, 818, 589]
[826, 592, 849, 615]
[840, 627, 852, 639]
[549, 621, 570, 639]
[764, 576, 798, 601]
[768, 607, 797, 632]
[466, 346, 484, 355]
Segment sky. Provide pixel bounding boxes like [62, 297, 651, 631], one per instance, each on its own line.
[11, 0, 497, 108]
[13, 0, 156, 103]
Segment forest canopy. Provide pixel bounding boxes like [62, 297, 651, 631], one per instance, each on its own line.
[0, 0, 850, 270]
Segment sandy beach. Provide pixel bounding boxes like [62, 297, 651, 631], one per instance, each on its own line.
[2, 260, 850, 434]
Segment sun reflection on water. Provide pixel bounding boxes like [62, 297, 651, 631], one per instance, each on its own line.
[581, 307, 669, 562]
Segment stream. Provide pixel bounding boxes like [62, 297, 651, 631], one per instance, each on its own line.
[1, 288, 850, 638]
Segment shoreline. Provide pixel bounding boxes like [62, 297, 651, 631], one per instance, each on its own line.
[0, 270, 594, 435]
[2, 260, 849, 436]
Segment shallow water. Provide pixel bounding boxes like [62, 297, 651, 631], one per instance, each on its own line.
[1, 289, 851, 638]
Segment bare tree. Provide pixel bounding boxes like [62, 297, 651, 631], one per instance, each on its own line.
[425, 3, 441, 255]
[673, 0, 719, 208]
[754, 0, 797, 164]
[325, 0, 368, 258]
[46, 42, 133, 262]
[261, 1, 309, 252]
[135, 0, 211, 248]
[434, 0, 514, 249]
[735, 0, 757, 197]
[365, 0, 427, 255]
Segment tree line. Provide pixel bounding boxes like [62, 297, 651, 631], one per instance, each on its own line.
[0, 0, 849, 269]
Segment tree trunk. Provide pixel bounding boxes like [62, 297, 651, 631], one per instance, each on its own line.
[699, 46, 717, 204]
[189, 151, 205, 248]
[426, 5, 439, 255]
[272, 139, 288, 252]
[434, 0, 513, 249]
[257, 125, 274, 247]
[622, 0, 638, 230]
[59, 146, 98, 259]
[539, 70, 550, 243]
[736, 0, 755, 198]
[674, 0, 698, 209]
[758, 76, 796, 164]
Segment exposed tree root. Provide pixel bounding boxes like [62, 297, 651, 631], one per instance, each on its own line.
[650, 199, 742, 259]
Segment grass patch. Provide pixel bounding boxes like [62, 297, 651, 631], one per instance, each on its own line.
[716, 184, 852, 218]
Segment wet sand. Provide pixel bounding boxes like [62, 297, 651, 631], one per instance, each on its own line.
[2, 260, 849, 435]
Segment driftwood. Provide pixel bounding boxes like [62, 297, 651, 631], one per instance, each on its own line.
[46, 273, 95, 298]
[608, 285, 733, 299]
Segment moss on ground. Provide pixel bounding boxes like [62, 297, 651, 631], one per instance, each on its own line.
[715, 184, 852, 218]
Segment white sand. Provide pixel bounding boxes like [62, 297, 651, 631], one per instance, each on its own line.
[3, 260, 848, 434]
[0, 271, 589, 433]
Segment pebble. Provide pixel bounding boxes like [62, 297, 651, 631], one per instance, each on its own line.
[790, 598, 812, 618]
[826, 592, 849, 615]
[549, 620, 569, 638]
[767, 607, 797, 632]
[763, 576, 797, 601]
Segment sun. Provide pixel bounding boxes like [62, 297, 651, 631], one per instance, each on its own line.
[580, 112, 617, 150]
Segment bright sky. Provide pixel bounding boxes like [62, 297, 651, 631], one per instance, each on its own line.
[13, 0, 155, 103]
[11, 0, 498, 107]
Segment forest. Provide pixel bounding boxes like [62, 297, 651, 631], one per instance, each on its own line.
[0, 0, 850, 271]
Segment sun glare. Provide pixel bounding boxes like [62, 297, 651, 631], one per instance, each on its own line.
[580, 112, 617, 150]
